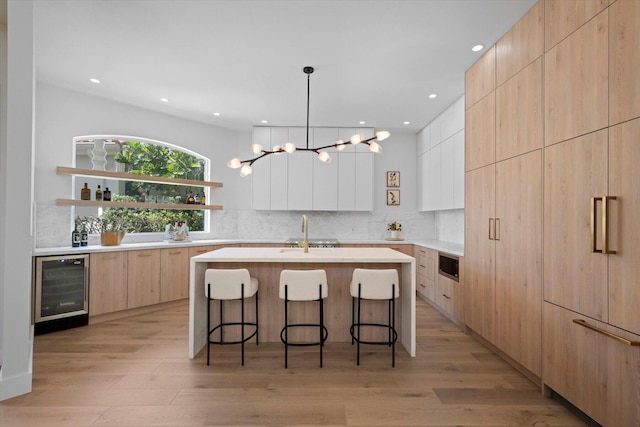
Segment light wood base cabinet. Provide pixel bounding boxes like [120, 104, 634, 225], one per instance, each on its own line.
[543, 302, 640, 426]
[89, 251, 128, 316]
[160, 247, 189, 302]
[415, 246, 436, 301]
[127, 249, 161, 309]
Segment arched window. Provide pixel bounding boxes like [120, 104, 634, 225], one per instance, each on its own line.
[73, 136, 209, 234]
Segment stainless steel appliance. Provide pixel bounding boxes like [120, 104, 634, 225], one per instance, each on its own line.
[34, 254, 89, 335]
[284, 238, 340, 248]
[438, 252, 459, 282]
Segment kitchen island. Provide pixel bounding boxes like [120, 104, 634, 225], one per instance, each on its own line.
[189, 246, 416, 359]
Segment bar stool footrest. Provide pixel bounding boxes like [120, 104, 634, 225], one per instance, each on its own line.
[280, 324, 328, 347]
[209, 322, 258, 345]
[350, 322, 398, 346]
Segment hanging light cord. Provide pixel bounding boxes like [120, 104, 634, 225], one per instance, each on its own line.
[228, 66, 390, 175]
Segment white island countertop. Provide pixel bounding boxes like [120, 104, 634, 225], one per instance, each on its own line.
[189, 246, 416, 359]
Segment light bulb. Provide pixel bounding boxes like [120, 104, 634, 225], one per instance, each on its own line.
[375, 131, 390, 141]
[283, 143, 296, 153]
[318, 151, 332, 163]
[240, 164, 253, 177]
[350, 134, 363, 144]
[369, 141, 383, 153]
[227, 158, 241, 169]
[272, 145, 281, 152]
[250, 143, 263, 154]
[336, 143, 346, 151]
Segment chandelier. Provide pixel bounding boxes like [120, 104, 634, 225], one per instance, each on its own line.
[228, 66, 390, 177]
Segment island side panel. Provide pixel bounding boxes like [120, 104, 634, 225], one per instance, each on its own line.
[189, 258, 209, 358]
[401, 260, 416, 357]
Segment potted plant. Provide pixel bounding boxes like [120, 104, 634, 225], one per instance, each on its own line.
[114, 144, 133, 173]
[75, 215, 126, 246]
[387, 221, 402, 240]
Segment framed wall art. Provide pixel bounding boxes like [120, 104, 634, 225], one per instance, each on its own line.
[387, 189, 400, 206]
[386, 171, 400, 187]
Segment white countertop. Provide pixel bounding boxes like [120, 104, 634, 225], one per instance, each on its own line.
[33, 238, 464, 257]
[192, 246, 415, 263]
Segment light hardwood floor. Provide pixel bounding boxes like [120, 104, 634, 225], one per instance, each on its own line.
[0, 299, 585, 426]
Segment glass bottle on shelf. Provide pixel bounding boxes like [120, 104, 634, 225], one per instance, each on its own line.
[95, 185, 103, 201]
[80, 229, 88, 246]
[194, 193, 200, 204]
[103, 187, 111, 201]
[186, 189, 195, 204]
[80, 183, 91, 200]
[201, 192, 206, 205]
[72, 228, 81, 247]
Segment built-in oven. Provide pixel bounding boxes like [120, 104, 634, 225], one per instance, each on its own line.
[34, 254, 90, 335]
[438, 252, 459, 282]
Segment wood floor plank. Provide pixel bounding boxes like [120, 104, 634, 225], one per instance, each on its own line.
[0, 298, 585, 426]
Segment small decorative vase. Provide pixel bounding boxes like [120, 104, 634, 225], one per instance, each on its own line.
[390, 230, 399, 240]
[88, 139, 108, 171]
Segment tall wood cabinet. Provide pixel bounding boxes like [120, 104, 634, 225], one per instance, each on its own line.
[127, 249, 161, 309]
[465, 0, 640, 423]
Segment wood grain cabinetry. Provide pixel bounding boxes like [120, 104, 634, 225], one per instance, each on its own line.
[495, 0, 543, 86]
[494, 150, 542, 376]
[89, 251, 128, 317]
[465, 45, 495, 109]
[495, 57, 543, 161]
[544, 8, 608, 146]
[544, 0, 609, 51]
[127, 249, 161, 309]
[543, 302, 640, 426]
[609, 0, 640, 125]
[160, 247, 189, 302]
[414, 246, 436, 301]
[465, 91, 495, 171]
[434, 258, 464, 325]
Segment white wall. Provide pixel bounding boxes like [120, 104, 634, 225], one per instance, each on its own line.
[1, 0, 34, 401]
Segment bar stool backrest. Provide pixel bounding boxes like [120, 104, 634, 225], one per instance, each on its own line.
[279, 269, 328, 301]
[205, 268, 256, 300]
[350, 268, 399, 300]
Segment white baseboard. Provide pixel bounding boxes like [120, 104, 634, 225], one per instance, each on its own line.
[0, 371, 33, 401]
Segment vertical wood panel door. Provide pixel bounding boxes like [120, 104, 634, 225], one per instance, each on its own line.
[465, 91, 496, 171]
[544, 0, 610, 51]
[465, 45, 495, 109]
[608, 118, 640, 335]
[543, 130, 608, 320]
[495, 0, 544, 86]
[496, 57, 543, 162]
[160, 248, 189, 302]
[127, 249, 161, 309]
[544, 9, 608, 146]
[89, 251, 127, 316]
[495, 150, 543, 376]
[464, 164, 495, 343]
[609, 0, 640, 126]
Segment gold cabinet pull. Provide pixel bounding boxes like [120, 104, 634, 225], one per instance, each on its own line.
[602, 196, 617, 254]
[137, 253, 152, 257]
[495, 218, 500, 241]
[591, 197, 599, 253]
[489, 218, 494, 240]
[573, 319, 639, 346]
[591, 196, 617, 254]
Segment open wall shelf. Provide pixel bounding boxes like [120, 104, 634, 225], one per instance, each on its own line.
[56, 199, 223, 211]
[56, 166, 223, 188]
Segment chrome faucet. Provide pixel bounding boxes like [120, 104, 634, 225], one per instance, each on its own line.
[300, 214, 309, 253]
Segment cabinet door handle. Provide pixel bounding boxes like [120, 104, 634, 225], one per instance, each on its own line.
[419, 284, 426, 288]
[591, 196, 617, 254]
[169, 251, 182, 255]
[442, 294, 451, 300]
[102, 255, 117, 260]
[137, 253, 152, 258]
[495, 218, 500, 241]
[602, 196, 617, 254]
[573, 319, 639, 346]
[489, 218, 494, 240]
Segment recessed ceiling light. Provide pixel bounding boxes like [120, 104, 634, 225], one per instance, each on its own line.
[429, 93, 437, 99]
[403, 121, 410, 125]
[160, 98, 169, 103]
[213, 112, 220, 116]
[261, 120, 268, 124]
[472, 44, 484, 52]
[359, 121, 366, 125]
[89, 78, 100, 84]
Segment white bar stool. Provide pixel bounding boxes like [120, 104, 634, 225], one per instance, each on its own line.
[205, 269, 259, 366]
[350, 268, 400, 367]
[279, 269, 329, 368]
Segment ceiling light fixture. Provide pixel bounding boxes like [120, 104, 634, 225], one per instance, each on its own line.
[213, 112, 220, 116]
[89, 78, 100, 84]
[160, 98, 169, 103]
[472, 44, 485, 52]
[228, 66, 391, 177]
[429, 93, 437, 99]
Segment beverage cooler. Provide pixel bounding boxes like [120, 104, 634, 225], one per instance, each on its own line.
[34, 254, 89, 335]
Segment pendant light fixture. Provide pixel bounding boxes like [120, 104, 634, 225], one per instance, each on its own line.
[228, 66, 391, 177]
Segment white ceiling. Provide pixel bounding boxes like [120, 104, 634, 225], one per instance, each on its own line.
[32, 0, 535, 134]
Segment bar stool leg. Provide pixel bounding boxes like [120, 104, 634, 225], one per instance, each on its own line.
[284, 285, 288, 369]
[392, 284, 396, 368]
[207, 283, 211, 366]
[319, 284, 323, 368]
[241, 283, 245, 366]
[357, 283, 362, 366]
[255, 291, 259, 345]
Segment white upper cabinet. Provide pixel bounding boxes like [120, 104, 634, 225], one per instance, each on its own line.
[251, 126, 375, 211]
[417, 96, 465, 211]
